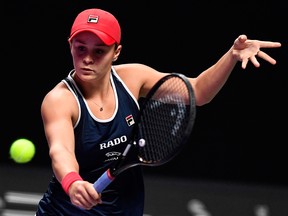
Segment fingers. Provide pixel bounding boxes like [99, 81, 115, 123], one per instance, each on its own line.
[241, 56, 260, 69]
[71, 192, 101, 210]
[69, 181, 102, 210]
[241, 58, 249, 69]
[79, 190, 102, 210]
[242, 50, 277, 69]
[238, 34, 247, 43]
[259, 41, 281, 48]
[249, 55, 260, 68]
[257, 50, 277, 65]
[235, 35, 280, 69]
[234, 34, 247, 48]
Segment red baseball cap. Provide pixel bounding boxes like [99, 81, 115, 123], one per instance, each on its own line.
[69, 8, 121, 45]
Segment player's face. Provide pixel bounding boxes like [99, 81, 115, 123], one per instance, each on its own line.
[70, 31, 116, 78]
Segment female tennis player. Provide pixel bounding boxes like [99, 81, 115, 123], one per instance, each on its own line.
[35, 8, 281, 215]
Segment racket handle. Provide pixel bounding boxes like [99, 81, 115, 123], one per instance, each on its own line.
[93, 169, 115, 193]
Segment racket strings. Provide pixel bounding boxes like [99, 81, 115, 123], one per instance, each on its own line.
[138, 77, 193, 164]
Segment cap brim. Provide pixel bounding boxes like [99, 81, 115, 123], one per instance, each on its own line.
[69, 29, 116, 45]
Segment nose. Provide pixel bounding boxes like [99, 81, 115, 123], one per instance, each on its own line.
[83, 53, 94, 64]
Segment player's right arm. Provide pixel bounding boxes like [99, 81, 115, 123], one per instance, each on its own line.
[41, 82, 101, 209]
[41, 82, 79, 180]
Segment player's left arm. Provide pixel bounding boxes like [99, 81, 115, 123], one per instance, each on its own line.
[189, 34, 281, 106]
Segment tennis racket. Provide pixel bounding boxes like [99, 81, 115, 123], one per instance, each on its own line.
[93, 73, 196, 193]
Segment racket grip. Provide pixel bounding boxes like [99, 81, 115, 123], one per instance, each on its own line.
[93, 169, 115, 193]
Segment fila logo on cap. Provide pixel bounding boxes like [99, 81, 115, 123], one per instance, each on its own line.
[87, 15, 99, 23]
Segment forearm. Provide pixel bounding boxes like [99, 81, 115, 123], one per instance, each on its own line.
[192, 47, 238, 106]
[49, 146, 80, 183]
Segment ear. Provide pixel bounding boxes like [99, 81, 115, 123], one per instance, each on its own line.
[69, 41, 72, 49]
[69, 42, 73, 55]
[113, 45, 122, 62]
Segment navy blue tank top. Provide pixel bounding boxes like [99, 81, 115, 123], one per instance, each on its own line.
[36, 68, 145, 215]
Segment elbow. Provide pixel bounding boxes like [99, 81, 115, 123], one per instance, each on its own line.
[49, 145, 67, 160]
[195, 98, 212, 107]
[194, 91, 214, 107]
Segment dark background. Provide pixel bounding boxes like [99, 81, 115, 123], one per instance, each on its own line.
[2, 1, 288, 187]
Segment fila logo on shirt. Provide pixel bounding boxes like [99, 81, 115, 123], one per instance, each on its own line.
[126, 114, 135, 126]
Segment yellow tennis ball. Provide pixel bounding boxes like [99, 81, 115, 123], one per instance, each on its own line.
[10, 138, 36, 163]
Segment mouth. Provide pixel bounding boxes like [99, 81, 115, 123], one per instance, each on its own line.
[81, 67, 93, 72]
[78, 68, 95, 76]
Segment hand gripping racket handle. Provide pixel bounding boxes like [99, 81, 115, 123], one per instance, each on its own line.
[93, 169, 115, 193]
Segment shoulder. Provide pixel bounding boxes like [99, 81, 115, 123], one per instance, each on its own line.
[113, 63, 168, 98]
[42, 82, 72, 104]
[41, 81, 78, 118]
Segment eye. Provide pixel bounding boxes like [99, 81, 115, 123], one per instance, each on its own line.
[77, 45, 86, 52]
[94, 48, 104, 55]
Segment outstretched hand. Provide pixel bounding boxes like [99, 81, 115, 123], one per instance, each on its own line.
[232, 34, 281, 69]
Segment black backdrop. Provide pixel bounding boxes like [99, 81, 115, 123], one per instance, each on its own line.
[2, 0, 288, 187]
